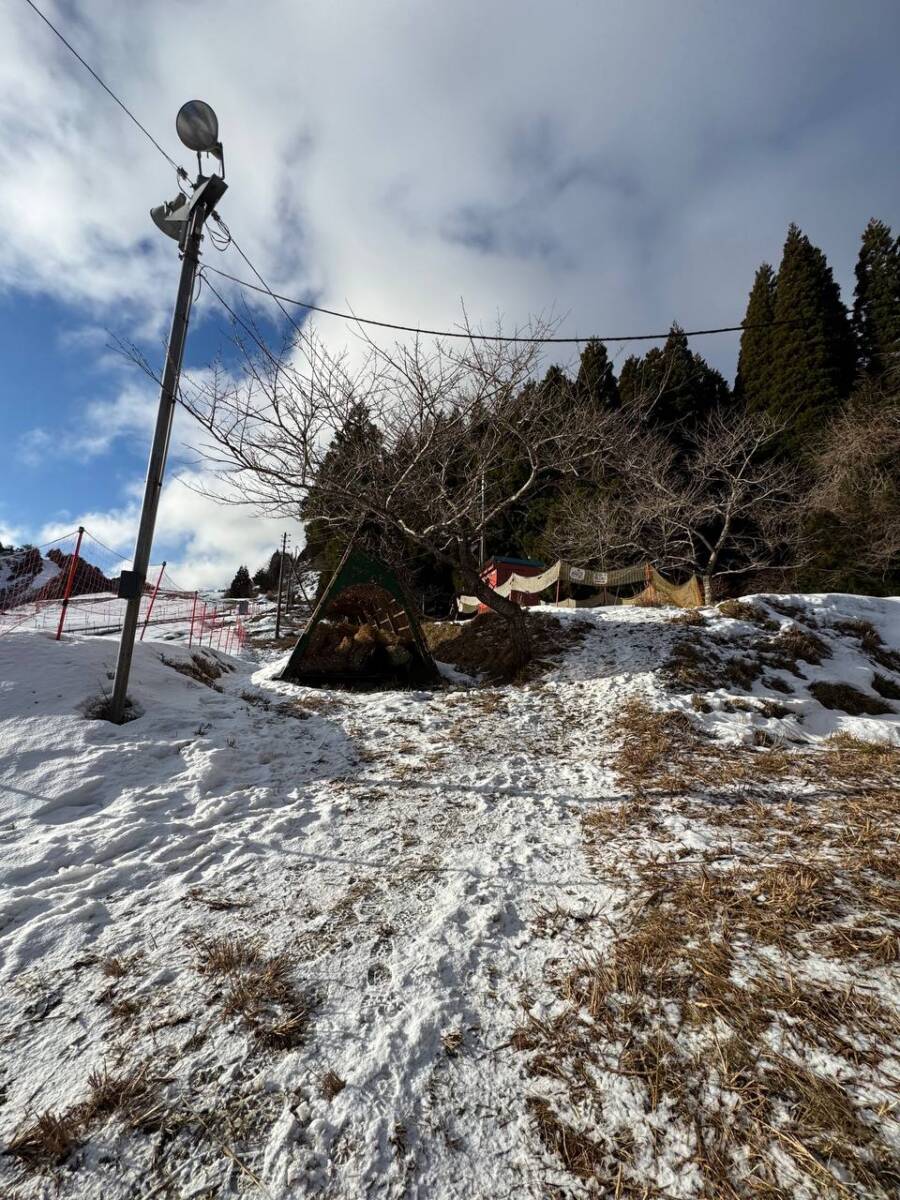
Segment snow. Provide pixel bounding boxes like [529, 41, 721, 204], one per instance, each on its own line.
[0, 593, 898, 1197]
[0, 551, 60, 600]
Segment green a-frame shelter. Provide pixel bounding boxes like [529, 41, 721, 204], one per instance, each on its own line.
[278, 545, 438, 687]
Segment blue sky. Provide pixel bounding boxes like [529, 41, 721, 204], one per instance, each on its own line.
[2, 0, 899, 584]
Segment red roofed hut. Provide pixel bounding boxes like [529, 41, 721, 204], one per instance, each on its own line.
[479, 556, 547, 611]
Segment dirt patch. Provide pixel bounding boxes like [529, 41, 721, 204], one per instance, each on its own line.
[423, 612, 590, 683]
[873, 672, 900, 700]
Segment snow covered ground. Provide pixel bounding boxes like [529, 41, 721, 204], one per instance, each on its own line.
[0, 596, 898, 1198]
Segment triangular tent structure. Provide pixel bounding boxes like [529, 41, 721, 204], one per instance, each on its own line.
[278, 545, 438, 687]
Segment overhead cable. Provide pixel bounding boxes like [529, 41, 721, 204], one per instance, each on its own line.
[21, 0, 187, 177]
[202, 261, 804, 345]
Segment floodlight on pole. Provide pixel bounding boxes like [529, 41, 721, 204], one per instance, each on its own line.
[177, 99, 224, 176]
[109, 101, 228, 724]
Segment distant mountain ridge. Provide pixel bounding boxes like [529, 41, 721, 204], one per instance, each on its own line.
[0, 545, 115, 608]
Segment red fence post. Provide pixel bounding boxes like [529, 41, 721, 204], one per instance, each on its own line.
[188, 591, 198, 647]
[139, 561, 167, 642]
[55, 526, 85, 641]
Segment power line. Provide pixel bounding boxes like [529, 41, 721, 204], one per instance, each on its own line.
[21, 0, 809, 349]
[201, 261, 803, 346]
[21, 0, 187, 178]
[200, 269, 291, 372]
[210, 215, 306, 338]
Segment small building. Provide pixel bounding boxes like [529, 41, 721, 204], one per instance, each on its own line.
[479, 556, 547, 610]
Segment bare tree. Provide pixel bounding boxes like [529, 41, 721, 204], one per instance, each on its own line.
[547, 406, 809, 604]
[809, 388, 900, 584]
[173, 318, 622, 666]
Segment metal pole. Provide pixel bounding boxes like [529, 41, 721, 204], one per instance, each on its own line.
[55, 525, 84, 640]
[110, 201, 209, 722]
[139, 561, 166, 641]
[274, 532, 287, 640]
[285, 538, 294, 613]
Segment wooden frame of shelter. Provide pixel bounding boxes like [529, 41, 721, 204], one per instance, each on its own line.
[278, 544, 438, 687]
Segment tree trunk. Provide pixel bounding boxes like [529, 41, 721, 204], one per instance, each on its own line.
[457, 540, 532, 672]
[702, 574, 714, 605]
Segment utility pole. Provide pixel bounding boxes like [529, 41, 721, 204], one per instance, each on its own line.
[285, 535, 295, 613]
[110, 101, 227, 723]
[274, 532, 287, 640]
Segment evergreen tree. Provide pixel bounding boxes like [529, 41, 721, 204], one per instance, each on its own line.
[853, 218, 900, 379]
[734, 263, 777, 411]
[301, 401, 384, 571]
[576, 339, 619, 410]
[769, 224, 856, 453]
[252, 563, 273, 591]
[226, 565, 253, 598]
[492, 367, 578, 559]
[616, 354, 643, 407]
[617, 325, 729, 436]
[254, 550, 291, 593]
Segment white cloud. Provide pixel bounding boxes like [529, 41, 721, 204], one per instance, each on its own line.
[0, 519, 25, 547]
[18, 382, 157, 464]
[2, 0, 898, 384]
[37, 470, 301, 590]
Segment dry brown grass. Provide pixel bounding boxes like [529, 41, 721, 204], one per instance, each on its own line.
[809, 681, 892, 716]
[6, 1109, 82, 1166]
[666, 606, 865, 698]
[85, 1064, 163, 1130]
[717, 599, 778, 629]
[771, 625, 831, 669]
[98, 954, 134, 979]
[670, 608, 707, 627]
[7, 1062, 167, 1170]
[160, 651, 227, 690]
[191, 934, 313, 1051]
[607, 697, 705, 791]
[522, 708, 900, 1197]
[320, 1070, 346, 1100]
[665, 636, 721, 691]
[221, 954, 312, 1050]
[518, 851, 900, 1195]
[192, 934, 262, 976]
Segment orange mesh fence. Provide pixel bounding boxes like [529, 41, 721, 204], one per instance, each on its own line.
[0, 528, 255, 647]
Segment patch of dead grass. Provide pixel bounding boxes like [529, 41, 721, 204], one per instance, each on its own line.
[522, 714, 900, 1197]
[6, 1109, 82, 1167]
[423, 612, 590, 684]
[670, 608, 707, 627]
[160, 651, 226, 690]
[191, 933, 314, 1051]
[7, 1062, 167, 1170]
[717, 599, 778, 629]
[809, 681, 892, 716]
[320, 1070, 346, 1100]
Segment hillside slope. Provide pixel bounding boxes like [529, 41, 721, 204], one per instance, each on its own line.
[0, 595, 898, 1198]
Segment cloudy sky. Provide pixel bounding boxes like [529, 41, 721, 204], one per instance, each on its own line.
[2, 0, 898, 585]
